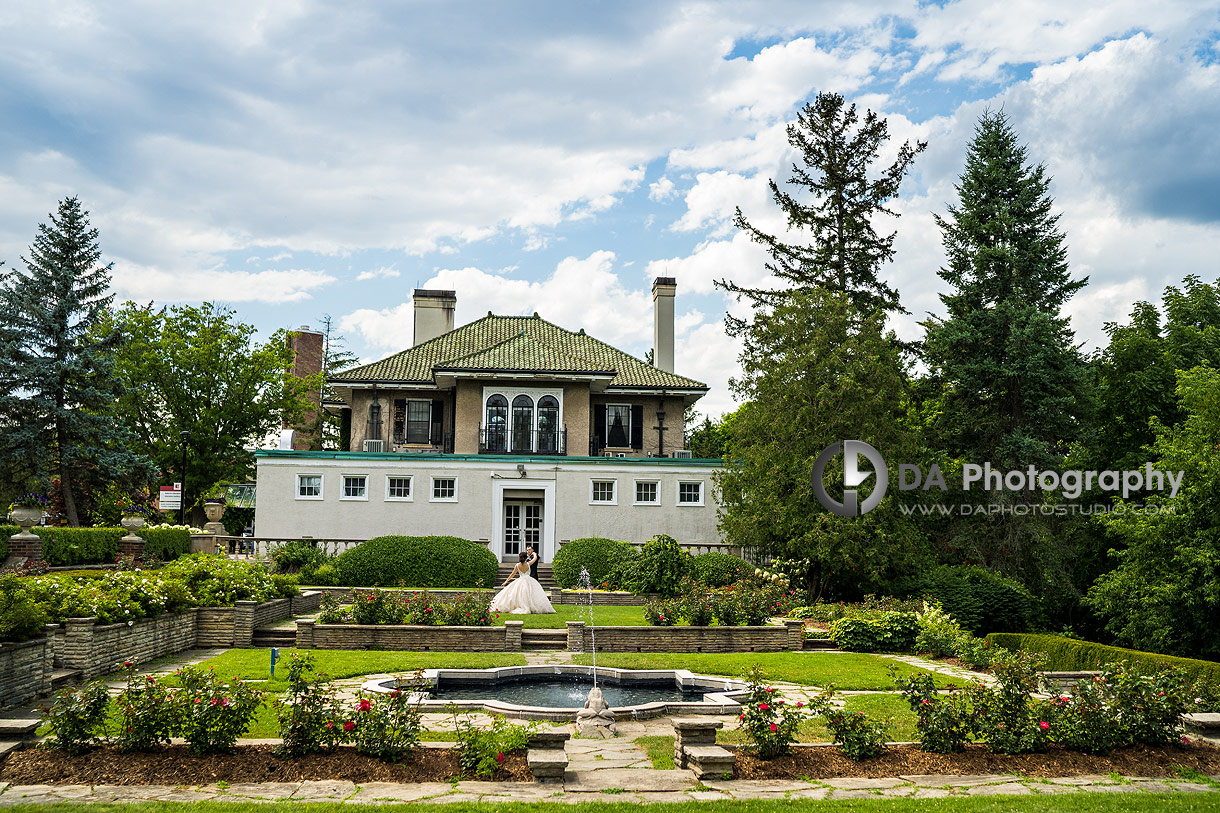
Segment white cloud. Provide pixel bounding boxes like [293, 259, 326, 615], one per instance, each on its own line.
[648, 177, 676, 202]
[113, 266, 336, 303]
[356, 267, 401, 281]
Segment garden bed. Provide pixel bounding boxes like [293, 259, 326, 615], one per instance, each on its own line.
[0, 744, 530, 785]
[731, 742, 1220, 780]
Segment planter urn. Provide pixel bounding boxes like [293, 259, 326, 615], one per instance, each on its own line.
[119, 514, 146, 561]
[203, 500, 226, 537]
[6, 506, 44, 565]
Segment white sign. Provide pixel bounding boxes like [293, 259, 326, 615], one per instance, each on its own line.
[159, 486, 181, 510]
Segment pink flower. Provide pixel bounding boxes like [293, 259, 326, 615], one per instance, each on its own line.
[776, 700, 785, 706]
[344, 721, 355, 732]
[326, 722, 333, 729]
[193, 698, 201, 704]
[210, 698, 219, 706]
[1093, 676, 1101, 682]
[1182, 736, 1191, 744]
[769, 724, 777, 732]
[496, 752, 505, 763]
[220, 698, 231, 708]
[921, 699, 930, 705]
[796, 702, 804, 708]
[1039, 721, 1049, 731]
[766, 687, 774, 693]
[124, 661, 132, 667]
[1158, 691, 1165, 696]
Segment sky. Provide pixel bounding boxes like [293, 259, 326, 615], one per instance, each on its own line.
[1, 1, 1218, 419]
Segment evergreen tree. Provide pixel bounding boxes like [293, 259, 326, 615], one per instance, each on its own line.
[0, 197, 149, 525]
[922, 111, 1091, 587]
[720, 91, 925, 323]
[311, 314, 359, 451]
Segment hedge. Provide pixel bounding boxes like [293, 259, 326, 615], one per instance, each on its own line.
[828, 612, 920, 652]
[331, 535, 498, 588]
[0, 525, 191, 565]
[688, 551, 751, 587]
[918, 564, 1042, 633]
[552, 537, 635, 588]
[986, 632, 1220, 686]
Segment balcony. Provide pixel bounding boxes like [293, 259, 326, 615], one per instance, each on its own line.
[479, 427, 566, 456]
[388, 431, 454, 454]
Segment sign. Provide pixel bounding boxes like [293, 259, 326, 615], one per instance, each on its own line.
[158, 485, 182, 511]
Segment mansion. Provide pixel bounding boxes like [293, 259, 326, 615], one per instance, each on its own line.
[254, 279, 724, 562]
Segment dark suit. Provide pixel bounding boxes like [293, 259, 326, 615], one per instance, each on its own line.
[528, 552, 539, 580]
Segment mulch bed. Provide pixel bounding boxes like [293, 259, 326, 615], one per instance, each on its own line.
[0, 744, 531, 785]
[734, 742, 1220, 779]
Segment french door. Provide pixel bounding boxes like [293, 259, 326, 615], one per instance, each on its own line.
[503, 501, 543, 559]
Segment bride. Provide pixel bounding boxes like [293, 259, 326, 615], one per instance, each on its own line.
[490, 551, 555, 614]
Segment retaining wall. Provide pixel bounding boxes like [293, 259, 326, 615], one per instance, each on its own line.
[297, 619, 523, 651]
[565, 620, 805, 653]
[302, 585, 649, 606]
[0, 635, 54, 708]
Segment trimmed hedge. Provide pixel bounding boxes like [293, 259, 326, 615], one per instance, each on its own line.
[828, 612, 920, 652]
[918, 565, 1041, 634]
[0, 525, 191, 564]
[689, 552, 751, 587]
[552, 537, 635, 588]
[986, 632, 1220, 686]
[331, 535, 498, 588]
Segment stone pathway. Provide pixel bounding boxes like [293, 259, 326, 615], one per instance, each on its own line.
[878, 653, 997, 685]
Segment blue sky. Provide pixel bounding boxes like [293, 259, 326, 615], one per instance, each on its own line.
[1, 1, 1218, 417]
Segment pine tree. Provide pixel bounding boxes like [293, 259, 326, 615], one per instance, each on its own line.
[720, 92, 926, 324]
[0, 197, 148, 525]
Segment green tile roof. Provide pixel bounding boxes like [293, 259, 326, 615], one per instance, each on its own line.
[332, 314, 706, 390]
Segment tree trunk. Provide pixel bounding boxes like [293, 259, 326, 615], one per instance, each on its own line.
[56, 413, 80, 527]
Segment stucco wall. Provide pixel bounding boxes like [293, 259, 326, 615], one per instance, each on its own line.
[254, 454, 722, 557]
[348, 388, 455, 452]
[590, 394, 688, 457]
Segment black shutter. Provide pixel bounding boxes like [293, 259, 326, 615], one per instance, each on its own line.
[339, 409, 352, 451]
[431, 399, 444, 444]
[593, 405, 607, 453]
[631, 405, 644, 450]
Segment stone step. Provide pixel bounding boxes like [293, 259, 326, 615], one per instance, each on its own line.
[521, 630, 568, 650]
[803, 638, 837, 650]
[0, 719, 40, 740]
[683, 744, 736, 779]
[51, 668, 82, 690]
[250, 629, 297, 648]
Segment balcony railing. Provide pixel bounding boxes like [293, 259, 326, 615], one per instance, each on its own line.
[389, 432, 454, 453]
[479, 427, 566, 455]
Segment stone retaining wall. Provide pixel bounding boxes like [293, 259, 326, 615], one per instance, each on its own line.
[0, 635, 54, 708]
[61, 613, 199, 680]
[565, 620, 805, 653]
[297, 619, 523, 651]
[302, 585, 650, 606]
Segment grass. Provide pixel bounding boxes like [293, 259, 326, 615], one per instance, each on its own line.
[175, 649, 527, 689]
[2, 792, 1213, 811]
[635, 735, 676, 770]
[501, 606, 646, 629]
[571, 652, 958, 691]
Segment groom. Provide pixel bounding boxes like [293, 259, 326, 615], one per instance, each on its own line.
[525, 545, 539, 580]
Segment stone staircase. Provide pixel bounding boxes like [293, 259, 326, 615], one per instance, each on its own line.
[521, 629, 568, 650]
[498, 562, 558, 589]
[251, 627, 298, 649]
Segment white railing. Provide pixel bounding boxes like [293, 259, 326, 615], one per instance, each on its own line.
[214, 536, 367, 559]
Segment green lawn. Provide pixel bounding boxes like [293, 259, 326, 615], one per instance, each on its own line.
[572, 652, 958, 691]
[2, 792, 1213, 811]
[500, 605, 645, 628]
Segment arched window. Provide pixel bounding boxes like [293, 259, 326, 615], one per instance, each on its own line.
[485, 395, 508, 452]
[537, 395, 559, 453]
[511, 394, 534, 453]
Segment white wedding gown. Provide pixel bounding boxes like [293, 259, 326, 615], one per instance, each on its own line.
[490, 565, 556, 614]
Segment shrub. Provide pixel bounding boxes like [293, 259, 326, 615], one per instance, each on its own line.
[275, 652, 346, 757]
[269, 540, 330, 575]
[829, 612, 919, 652]
[307, 562, 338, 586]
[317, 593, 351, 624]
[915, 601, 966, 659]
[136, 527, 191, 561]
[1108, 665, 1189, 746]
[967, 649, 1051, 755]
[680, 581, 714, 626]
[332, 536, 498, 588]
[738, 584, 790, 626]
[689, 552, 750, 588]
[985, 632, 1220, 687]
[552, 537, 635, 589]
[114, 661, 175, 752]
[35, 527, 121, 566]
[174, 666, 264, 755]
[617, 534, 689, 597]
[401, 591, 441, 625]
[1046, 674, 1127, 756]
[643, 598, 677, 626]
[452, 711, 536, 778]
[441, 591, 494, 626]
[823, 707, 891, 760]
[712, 591, 742, 626]
[893, 670, 972, 753]
[738, 665, 809, 758]
[0, 574, 47, 642]
[349, 683, 423, 762]
[919, 565, 1041, 634]
[351, 588, 400, 625]
[44, 681, 110, 754]
[159, 554, 283, 606]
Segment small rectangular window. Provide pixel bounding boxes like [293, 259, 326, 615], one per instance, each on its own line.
[386, 476, 412, 500]
[591, 480, 616, 504]
[634, 481, 659, 504]
[297, 474, 322, 499]
[407, 400, 431, 443]
[432, 477, 457, 501]
[678, 481, 703, 505]
[605, 404, 631, 447]
[342, 475, 367, 500]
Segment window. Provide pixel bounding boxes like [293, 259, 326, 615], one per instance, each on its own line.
[432, 477, 457, 501]
[606, 404, 630, 447]
[341, 475, 367, 500]
[511, 394, 534, 453]
[296, 474, 322, 500]
[537, 395, 560, 453]
[484, 394, 508, 452]
[678, 481, 704, 505]
[385, 476, 413, 501]
[406, 400, 431, 443]
[590, 480, 616, 504]
[634, 480, 659, 505]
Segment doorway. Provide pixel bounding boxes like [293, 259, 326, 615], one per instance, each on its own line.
[503, 500, 542, 559]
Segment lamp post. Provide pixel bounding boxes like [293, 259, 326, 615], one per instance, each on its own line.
[179, 430, 189, 526]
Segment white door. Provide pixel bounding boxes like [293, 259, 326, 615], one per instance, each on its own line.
[503, 502, 522, 556]
[524, 502, 542, 548]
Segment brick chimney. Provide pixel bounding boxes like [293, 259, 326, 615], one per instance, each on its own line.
[285, 326, 324, 450]
[413, 289, 457, 346]
[652, 277, 676, 373]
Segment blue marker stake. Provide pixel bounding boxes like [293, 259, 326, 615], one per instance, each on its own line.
[271, 647, 278, 678]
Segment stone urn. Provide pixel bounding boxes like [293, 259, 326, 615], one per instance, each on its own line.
[4, 505, 45, 565]
[118, 514, 147, 561]
[10, 505, 42, 531]
[203, 500, 226, 537]
[120, 515, 146, 533]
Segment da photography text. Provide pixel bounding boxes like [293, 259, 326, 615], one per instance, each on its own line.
[812, 440, 1184, 518]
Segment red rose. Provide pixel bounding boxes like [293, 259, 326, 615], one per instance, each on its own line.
[344, 721, 355, 732]
[496, 752, 505, 763]
[769, 724, 777, 732]
[758, 703, 769, 711]
[359, 699, 371, 711]
[1039, 721, 1049, 731]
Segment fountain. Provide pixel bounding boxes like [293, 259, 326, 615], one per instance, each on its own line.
[576, 566, 615, 736]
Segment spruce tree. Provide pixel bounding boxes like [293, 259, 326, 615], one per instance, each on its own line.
[0, 197, 148, 525]
[720, 91, 926, 323]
